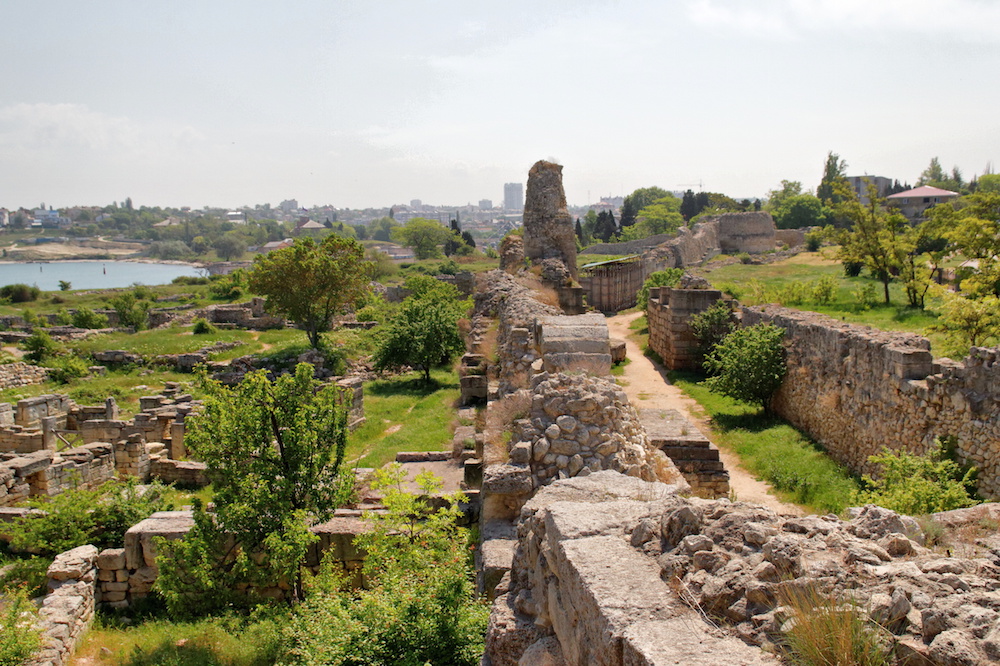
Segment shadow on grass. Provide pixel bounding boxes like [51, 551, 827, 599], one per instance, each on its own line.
[711, 411, 781, 433]
[122, 640, 226, 666]
[365, 373, 458, 397]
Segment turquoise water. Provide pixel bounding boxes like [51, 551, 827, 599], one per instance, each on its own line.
[0, 261, 204, 291]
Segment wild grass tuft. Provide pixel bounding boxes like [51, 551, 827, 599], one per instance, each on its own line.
[778, 585, 892, 666]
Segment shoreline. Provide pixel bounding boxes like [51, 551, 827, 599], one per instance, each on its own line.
[0, 257, 211, 268]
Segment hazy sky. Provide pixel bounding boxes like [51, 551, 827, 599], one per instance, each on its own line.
[2, 0, 998, 210]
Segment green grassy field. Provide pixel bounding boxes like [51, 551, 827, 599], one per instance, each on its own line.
[700, 250, 949, 355]
[346, 369, 461, 468]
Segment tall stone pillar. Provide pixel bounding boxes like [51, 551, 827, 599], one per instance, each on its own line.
[522, 160, 578, 281]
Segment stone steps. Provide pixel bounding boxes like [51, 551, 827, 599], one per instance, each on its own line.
[639, 408, 730, 499]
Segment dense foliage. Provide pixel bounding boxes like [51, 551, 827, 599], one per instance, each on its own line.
[858, 440, 978, 515]
[0, 586, 41, 666]
[688, 299, 736, 367]
[6, 477, 170, 555]
[635, 268, 683, 313]
[248, 236, 372, 348]
[704, 324, 787, 415]
[157, 364, 355, 612]
[281, 464, 488, 665]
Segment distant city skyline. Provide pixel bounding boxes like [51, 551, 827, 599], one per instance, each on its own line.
[1, 1, 997, 211]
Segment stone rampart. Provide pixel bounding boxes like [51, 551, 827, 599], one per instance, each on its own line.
[705, 211, 777, 254]
[522, 160, 578, 280]
[741, 306, 1000, 499]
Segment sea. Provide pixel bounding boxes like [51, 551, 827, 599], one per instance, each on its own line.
[0, 261, 205, 292]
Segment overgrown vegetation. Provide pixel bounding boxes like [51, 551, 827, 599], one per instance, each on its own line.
[778, 585, 892, 666]
[0, 586, 41, 666]
[636, 268, 684, 312]
[858, 439, 978, 515]
[669, 371, 859, 513]
[156, 364, 355, 613]
[704, 324, 787, 415]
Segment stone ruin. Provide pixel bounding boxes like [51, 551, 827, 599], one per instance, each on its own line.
[484, 471, 1000, 666]
[522, 160, 578, 282]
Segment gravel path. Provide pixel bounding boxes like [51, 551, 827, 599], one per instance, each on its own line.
[607, 311, 804, 516]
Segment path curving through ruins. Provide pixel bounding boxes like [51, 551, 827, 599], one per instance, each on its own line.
[606, 311, 804, 516]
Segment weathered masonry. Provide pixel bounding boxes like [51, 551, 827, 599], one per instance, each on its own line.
[646, 289, 1000, 500]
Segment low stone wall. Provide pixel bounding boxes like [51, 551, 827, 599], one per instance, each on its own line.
[739, 306, 1000, 499]
[0, 443, 117, 507]
[149, 458, 209, 487]
[94, 508, 372, 608]
[31, 545, 98, 666]
[0, 362, 49, 390]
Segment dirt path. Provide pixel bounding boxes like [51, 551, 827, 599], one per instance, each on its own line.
[607, 311, 804, 516]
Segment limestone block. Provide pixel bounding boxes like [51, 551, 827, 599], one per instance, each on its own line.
[47, 545, 98, 581]
[124, 511, 194, 570]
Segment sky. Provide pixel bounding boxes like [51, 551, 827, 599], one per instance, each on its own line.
[2, 0, 998, 211]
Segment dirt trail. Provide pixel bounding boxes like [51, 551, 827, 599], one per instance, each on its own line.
[607, 311, 804, 516]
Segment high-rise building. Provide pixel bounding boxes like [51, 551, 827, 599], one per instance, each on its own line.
[503, 183, 524, 211]
[479, 199, 493, 210]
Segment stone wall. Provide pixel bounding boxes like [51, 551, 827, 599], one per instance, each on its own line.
[707, 211, 777, 254]
[0, 443, 118, 507]
[741, 306, 1000, 499]
[30, 545, 98, 666]
[646, 286, 726, 370]
[0, 362, 49, 390]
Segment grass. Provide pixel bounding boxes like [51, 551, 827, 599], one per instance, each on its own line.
[699, 250, 949, 354]
[346, 368, 460, 468]
[778, 585, 891, 666]
[71, 612, 287, 666]
[669, 371, 860, 514]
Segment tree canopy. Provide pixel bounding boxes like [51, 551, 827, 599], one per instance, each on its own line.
[372, 294, 465, 384]
[772, 194, 832, 229]
[704, 324, 787, 415]
[392, 218, 453, 260]
[620, 186, 670, 228]
[816, 151, 848, 204]
[248, 235, 372, 348]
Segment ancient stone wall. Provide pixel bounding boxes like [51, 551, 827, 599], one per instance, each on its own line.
[485, 471, 1000, 666]
[30, 545, 98, 666]
[775, 228, 806, 248]
[646, 286, 726, 370]
[741, 306, 1000, 499]
[521, 161, 578, 280]
[0, 362, 49, 390]
[705, 212, 777, 254]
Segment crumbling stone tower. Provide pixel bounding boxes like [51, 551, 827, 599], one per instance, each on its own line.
[522, 160, 578, 281]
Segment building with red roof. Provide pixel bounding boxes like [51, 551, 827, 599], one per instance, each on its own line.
[887, 185, 959, 221]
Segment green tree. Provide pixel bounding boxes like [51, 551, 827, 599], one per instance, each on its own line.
[704, 324, 787, 415]
[158, 364, 354, 611]
[620, 186, 670, 228]
[764, 180, 803, 213]
[834, 183, 908, 305]
[58, 280, 72, 291]
[392, 218, 453, 260]
[371, 216, 399, 242]
[917, 157, 946, 186]
[373, 298, 465, 384]
[248, 235, 372, 348]
[592, 210, 617, 242]
[772, 194, 831, 229]
[628, 196, 684, 238]
[943, 192, 1000, 296]
[977, 173, 1000, 194]
[930, 290, 1000, 356]
[816, 151, 848, 204]
[213, 234, 246, 261]
[688, 299, 737, 367]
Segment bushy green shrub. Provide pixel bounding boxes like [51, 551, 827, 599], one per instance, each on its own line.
[53, 308, 72, 325]
[45, 355, 90, 384]
[0, 586, 41, 666]
[71, 307, 109, 329]
[172, 275, 211, 286]
[804, 230, 823, 252]
[737, 252, 752, 264]
[811, 276, 838, 305]
[853, 283, 878, 310]
[208, 270, 246, 300]
[21, 330, 59, 364]
[688, 300, 736, 368]
[107, 291, 151, 330]
[281, 465, 487, 665]
[858, 439, 978, 515]
[843, 261, 864, 277]
[0, 284, 41, 303]
[636, 268, 684, 312]
[7, 477, 170, 556]
[780, 281, 809, 306]
[704, 324, 787, 415]
[192, 317, 217, 335]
